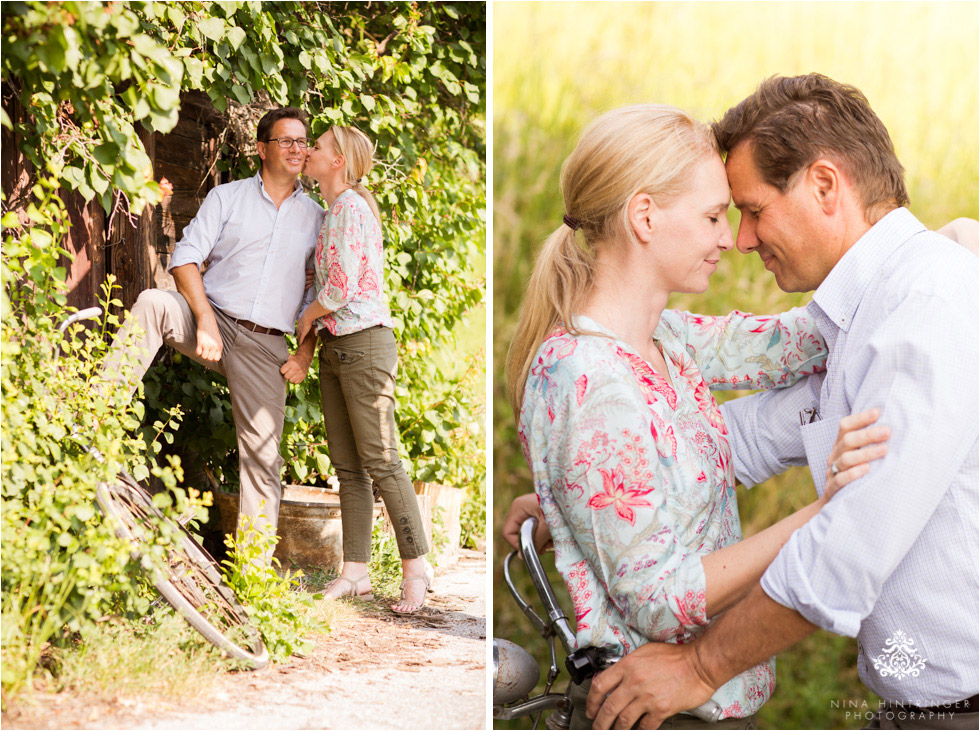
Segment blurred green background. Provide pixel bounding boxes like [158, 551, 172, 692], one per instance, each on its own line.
[491, 2, 979, 729]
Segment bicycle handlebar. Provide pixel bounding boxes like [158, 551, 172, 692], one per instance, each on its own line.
[518, 517, 578, 653]
[58, 307, 103, 333]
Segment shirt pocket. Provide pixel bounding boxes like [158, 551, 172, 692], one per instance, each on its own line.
[281, 224, 318, 259]
[800, 416, 839, 497]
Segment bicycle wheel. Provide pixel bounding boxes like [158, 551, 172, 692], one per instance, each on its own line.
[96, 474, 269, 669]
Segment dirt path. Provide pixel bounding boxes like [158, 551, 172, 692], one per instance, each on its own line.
[7, 550, 487, 730]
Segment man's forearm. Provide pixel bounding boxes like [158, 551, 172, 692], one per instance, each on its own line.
[586, 582, 819, 729]
[695, 582, 817, 689]
[171, 263, 216, 323]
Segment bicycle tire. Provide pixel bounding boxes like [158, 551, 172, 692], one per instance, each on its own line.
[96, 475, 269, 669]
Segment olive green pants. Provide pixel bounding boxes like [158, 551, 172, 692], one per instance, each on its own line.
[318, 325, 428, 562]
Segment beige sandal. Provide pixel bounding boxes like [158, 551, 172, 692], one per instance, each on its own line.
[391, 562, 434, 615]
[324, 574, 374, 601]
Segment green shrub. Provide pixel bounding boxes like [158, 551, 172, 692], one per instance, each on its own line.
[220, 521, 318, 663]
[1, 179, 203, 701]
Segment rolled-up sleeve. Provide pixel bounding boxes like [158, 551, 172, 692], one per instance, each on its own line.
[168, 186, 225, 270]
[671, 308, 827, 390]
[548, 369, 711, 640]
[722, 378, 819, 488]
[761, 291, 979, 636]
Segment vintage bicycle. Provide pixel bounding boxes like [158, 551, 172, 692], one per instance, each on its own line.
[493, 517, 722, 728]
[59, 307, 269, 669]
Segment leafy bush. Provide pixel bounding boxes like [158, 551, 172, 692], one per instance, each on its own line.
[220, 521, 318, 663]
[367, 520, 406, 597]
[0, 179, 204, 700]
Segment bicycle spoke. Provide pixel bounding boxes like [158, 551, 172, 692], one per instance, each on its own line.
[96, 477, 268, 668]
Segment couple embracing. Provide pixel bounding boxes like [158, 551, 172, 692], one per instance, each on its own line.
[503, 74, 978, 729]
[107, 107, 431, 614]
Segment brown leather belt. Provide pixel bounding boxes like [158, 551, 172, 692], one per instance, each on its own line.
[228, 316, 284, 336]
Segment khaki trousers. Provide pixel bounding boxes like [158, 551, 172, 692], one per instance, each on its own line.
[104, 289, 288, 539]
[568, 678, 757, 730]
[317, 325, 428, 562]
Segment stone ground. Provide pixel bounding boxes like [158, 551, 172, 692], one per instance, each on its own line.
[4, 550, 488, 730]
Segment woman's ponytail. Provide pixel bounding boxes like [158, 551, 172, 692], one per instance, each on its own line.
[506, 223, 595, 416]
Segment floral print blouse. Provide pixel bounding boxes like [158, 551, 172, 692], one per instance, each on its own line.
[518, 308, 828, 719]
[313, 188, 393, 337]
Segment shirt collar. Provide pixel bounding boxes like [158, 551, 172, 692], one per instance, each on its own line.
[810, 207, 926, 332]
[253, 171, 304, 201]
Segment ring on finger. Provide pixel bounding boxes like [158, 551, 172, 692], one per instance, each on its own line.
[830, 460, 840, 477]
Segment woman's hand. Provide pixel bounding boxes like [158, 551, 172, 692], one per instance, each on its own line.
[296, 307, 316, 345]
[305, 268, 315, 289]
[501, 493, 553, 554]
[824, 408, 890, 499]
[296, 300, 331, 344]
[937, 217, 979, 256]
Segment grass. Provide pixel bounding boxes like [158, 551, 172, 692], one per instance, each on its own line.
[8, 584, 356, 724]
[42, 614, 228, 701]
[492, 2, 977, 729]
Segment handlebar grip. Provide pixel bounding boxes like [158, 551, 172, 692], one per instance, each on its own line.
[58, 307, 103, 333]
[685, 699, 723, 722]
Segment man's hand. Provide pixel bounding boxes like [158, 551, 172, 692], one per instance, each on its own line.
[501, 493, 552, 553]
[196, 315, 223, 362]
[586, 642, 716, 730]
[280, 352, 313, 384]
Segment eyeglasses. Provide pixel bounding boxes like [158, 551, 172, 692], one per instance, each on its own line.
[264, 137, 310, 149]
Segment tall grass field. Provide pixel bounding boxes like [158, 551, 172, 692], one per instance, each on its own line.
[492, 2, 978, 728]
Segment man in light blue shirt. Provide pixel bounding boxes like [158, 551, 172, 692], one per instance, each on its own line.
[587, 74, 978, 730]
[107, 107, 323, 541]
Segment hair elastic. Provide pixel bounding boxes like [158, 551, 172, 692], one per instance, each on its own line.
[563, 214, 582, 231]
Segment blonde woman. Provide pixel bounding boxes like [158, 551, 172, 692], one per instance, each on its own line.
[295, 125, 431, 614]
[506, 105, 891, 728]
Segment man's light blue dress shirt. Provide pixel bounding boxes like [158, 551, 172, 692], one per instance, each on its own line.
[168, 172, 324, 333]
[722, 208, 979, 705]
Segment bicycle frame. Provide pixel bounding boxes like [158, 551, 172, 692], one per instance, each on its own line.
[55, 306, 268, 668]
[493, 517, 577, 728]
[493, 517, 724, 727]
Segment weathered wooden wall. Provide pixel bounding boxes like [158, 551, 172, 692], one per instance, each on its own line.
[1, 87, 106, 312]
[1, 88, 226, 311]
